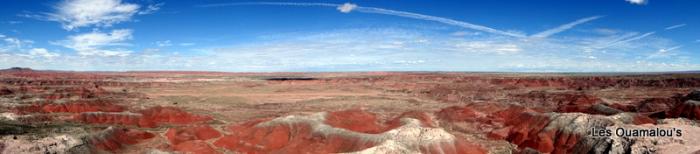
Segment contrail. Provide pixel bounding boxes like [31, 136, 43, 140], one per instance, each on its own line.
[664, 24, 686, 30]
[598, 31, 656, 49]
[198, 2, 527, 38]
[530, 16, 603, 38]
[662, 45, 682, 52]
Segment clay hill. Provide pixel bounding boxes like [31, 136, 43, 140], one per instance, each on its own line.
[1, 68, 700, 153]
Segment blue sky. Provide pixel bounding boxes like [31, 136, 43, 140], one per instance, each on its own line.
[0, 0, 699, 72]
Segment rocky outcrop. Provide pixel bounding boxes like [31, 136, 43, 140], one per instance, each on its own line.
[0, 134, 85, 154]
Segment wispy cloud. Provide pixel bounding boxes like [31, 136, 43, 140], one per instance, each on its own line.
[7, 21, 23, 24]
[55, 29, 133, 57]
[626, 0, 648, 5]
[155, 40, 172, 47]
[453, 41, 522, 54]
[1, 28, 695, 72]
[530, 16, 603, 38]
[138, 3, 164, 15]
[199, 2, 526, 38]
[179, 43, 196, 46]
[664, 24, 686, 30]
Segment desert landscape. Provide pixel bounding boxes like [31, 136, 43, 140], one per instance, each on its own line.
[3, 0, 699, 153]
[0, 67, 698, 154]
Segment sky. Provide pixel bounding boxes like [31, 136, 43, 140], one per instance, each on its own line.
[0, 0, 699, 72]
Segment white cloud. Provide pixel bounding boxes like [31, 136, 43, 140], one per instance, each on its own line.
[155, 40, 172, 47]
[28, 48, 60, 58]
[337, 3, 357, 13]
[0, 35, 61, 60]
[49, 0, 141, 30]
[626, 0, 647, 5]
[0, 35, 34, 52]
[56, 29, 133, 57]
[664, 24, 686, 30]
[3, 38, 23, 48]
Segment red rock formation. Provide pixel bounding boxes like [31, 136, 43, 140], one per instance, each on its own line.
[214, 110, 487, 154]
[41, 86, 109, 100]
[668, 100, 700, 120]
[436, 106, 479, 122]
[637, 97, 683, 113]
[490, 77, 700, 89]
[632, 114, 656, 125]
[686, 90, 700, 101]
[42, 102, 125, 113]
[165, 125, 221, 145]
[139, 106, 212, 125]
[437, 104, 535, 124]
[88, 127, 155, 152]
[173, 140, 219, 154]
[74, 112, 145, 127]
[324, 109, 384, 133]
[386, 111, 436, 128]
[74, 106, 212, 128]
[503, 112, 583, 153]
[0, 86, 13, 95]
[12, 101, 125, 114]
[510, 91, 601, 112]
